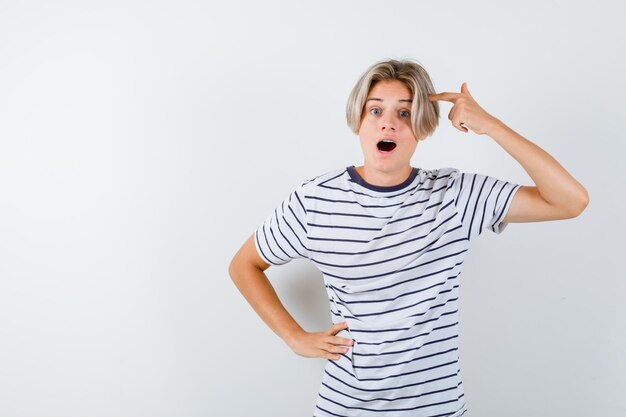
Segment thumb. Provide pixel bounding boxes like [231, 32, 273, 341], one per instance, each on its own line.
[461, 82, 472, 97]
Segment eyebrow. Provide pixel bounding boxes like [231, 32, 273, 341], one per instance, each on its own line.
[365, 98, 412, 103]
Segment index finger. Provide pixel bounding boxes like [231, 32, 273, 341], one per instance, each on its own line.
[429, 92, 461, 102]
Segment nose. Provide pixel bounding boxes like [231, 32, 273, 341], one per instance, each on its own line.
[380, 114, 397, 132]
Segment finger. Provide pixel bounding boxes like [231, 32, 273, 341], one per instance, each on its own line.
[448, 105, 462, 122]
[326, 352, 341, 360]
[332, 336, 355, 346]
[324, 343, 350, 353]
[452, 118, 468, 133]
[326, 321, 348, 335]
[460, 82, 472, 98]
[334, 321, 349, 331]
[449, 105, 463, 124]
[457, 112, 469, 132]
[429, 92, 461, 102]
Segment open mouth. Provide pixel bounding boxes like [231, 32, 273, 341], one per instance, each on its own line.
[377, 139, 397, 153]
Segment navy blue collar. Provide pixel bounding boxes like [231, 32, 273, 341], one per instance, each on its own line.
[347, 165, 419, 192]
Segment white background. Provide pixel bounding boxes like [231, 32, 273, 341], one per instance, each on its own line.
[0, 1, 624, 416]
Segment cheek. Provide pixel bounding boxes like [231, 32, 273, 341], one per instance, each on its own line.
[357, 122, 368, 137]
[359, 118, 376, 132]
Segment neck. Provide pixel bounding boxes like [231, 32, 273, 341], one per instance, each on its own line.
[355, 165, 413, 187]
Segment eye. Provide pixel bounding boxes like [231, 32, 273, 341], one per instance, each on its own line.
[369, 108, 381, 115]
[399, 110, 410, 117]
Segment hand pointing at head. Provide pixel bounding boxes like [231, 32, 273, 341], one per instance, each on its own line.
[429, 82, 502, 136]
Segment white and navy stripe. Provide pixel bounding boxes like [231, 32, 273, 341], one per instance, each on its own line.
[254, 165, 521, 417]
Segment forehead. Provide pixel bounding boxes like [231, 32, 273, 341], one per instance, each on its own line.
[367, 79, 412, 100]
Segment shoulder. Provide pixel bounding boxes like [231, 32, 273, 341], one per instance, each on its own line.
[432, 167, 497, 185]
[296, 167, 349, 194]
[420, 166, 460, 182]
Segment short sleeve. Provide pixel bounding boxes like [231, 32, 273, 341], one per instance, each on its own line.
[450, 170, 522, 240]
[253, 182, 310, 266]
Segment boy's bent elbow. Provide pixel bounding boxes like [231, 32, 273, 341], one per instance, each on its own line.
[229, 233, 271, 281]
[569, 193, 590, 218]
[228, 256, 240, 281]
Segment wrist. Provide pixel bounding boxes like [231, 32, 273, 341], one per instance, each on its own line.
[283, 327, 306, 348]
[485, 117, 507, 137]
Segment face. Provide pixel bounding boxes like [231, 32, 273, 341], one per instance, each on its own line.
[358, 79, 419, 173]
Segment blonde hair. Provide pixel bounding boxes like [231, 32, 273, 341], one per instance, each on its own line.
[346, 58, 440, 140]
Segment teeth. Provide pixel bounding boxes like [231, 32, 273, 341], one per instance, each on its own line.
[382, 140, 395, 143]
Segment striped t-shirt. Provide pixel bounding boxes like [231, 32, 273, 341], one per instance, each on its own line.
[254, 165, 522, 417]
